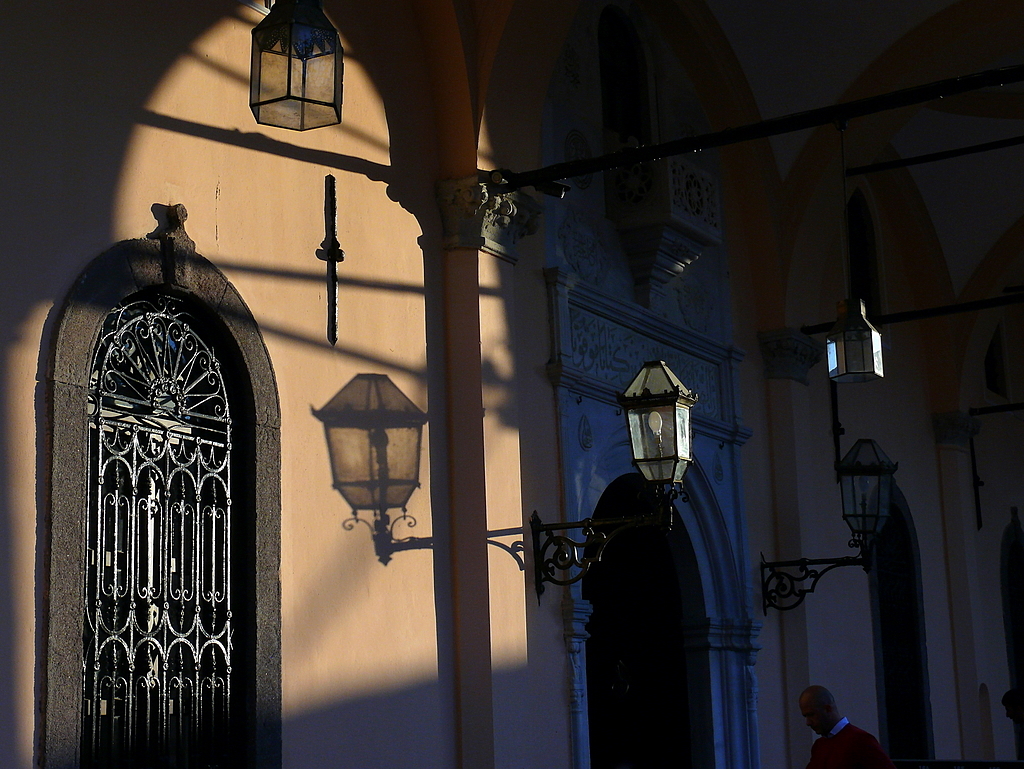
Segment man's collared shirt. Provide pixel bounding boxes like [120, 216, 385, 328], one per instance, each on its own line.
[827, 717, 850, 737]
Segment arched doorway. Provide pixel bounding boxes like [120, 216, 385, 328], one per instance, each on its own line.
[870, 491, 932, 759]
[583, 474, 692, 769]
[1002, 510, 1024, 759]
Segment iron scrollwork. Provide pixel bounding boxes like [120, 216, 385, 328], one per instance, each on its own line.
[531, 485, 682, 598]
[760, 539, 869, 614]
[83, 296, 236, 767]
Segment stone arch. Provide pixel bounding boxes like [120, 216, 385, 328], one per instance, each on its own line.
[43, 210, 281, 768]
[569, 421, 759, 769]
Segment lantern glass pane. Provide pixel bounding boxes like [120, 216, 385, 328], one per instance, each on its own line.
[631, 405, 677, 461]
[304, 54, 337, 102]
[841, 472, 879, 535]
[257, 50, 289, 101]
[627, 404, 681, 483]
[299, 101, 340, 130]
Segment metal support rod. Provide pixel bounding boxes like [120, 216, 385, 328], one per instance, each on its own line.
[969, 432, 984, 531]
[969, 401, 1024, 416]
[847, 133, 1024, 177]
[830, 379, 845, 481]
[801, 292, 1024, 336]
[318, 174, 345, 346]
[490, 64, 1024, 191]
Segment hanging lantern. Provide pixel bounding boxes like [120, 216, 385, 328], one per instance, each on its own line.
[618, 360, 699, 485]
[826, 298, 884, 382]
[313, 374, 427, 513]
[837, 438, 897, 546]
[250, 0, 343, 131]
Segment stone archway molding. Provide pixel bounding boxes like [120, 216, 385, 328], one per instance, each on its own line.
[42, 204, 282, 769]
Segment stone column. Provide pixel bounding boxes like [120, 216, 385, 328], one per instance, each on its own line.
[933, 410, 983, 758]
[564, 596, 593, 769]
[436, 176, 540, 769]
[757, 328, 824, 767]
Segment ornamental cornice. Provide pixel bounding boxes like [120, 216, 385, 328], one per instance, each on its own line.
[436, 175, 541, 264]
[757, 328, 825, 386]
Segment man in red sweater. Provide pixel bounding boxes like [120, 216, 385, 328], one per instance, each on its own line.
[799, 685, 896, 769]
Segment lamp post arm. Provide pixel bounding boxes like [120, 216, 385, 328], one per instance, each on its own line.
[760, 552, 867, 614]
[531, 502, 673, 600]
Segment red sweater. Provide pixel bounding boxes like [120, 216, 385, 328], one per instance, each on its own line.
[806, 724, 897, 769]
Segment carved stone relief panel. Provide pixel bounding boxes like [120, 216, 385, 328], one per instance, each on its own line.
[565, 305, 722, 421]
[556, 208, 632, 298]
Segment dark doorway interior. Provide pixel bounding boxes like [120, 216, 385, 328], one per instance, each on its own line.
[872, 501, 931, 759]
[583, 474, 691, 769]
[1004, 522, 1024, 759]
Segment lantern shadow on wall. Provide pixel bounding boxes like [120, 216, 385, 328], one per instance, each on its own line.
[314, 374, 528, 570]
[313, 374, 430, 564]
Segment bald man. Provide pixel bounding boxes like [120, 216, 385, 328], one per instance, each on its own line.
[799, 686, 896, 769]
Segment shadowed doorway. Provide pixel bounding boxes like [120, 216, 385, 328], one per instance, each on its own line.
[583, 473, 692, 769]
[870, 492, 932, 759]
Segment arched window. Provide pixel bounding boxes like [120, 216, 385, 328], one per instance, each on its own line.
[847, 190, 881, 318]
[81, 294, 244, 766]
[598, 6, 650, 148]
[45, 229, 281, 768]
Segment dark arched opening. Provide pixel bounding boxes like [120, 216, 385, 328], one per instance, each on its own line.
[870, 494, 932, 759]
[598, 6, 651, 148]
[847, 189, 881, 318]
[1002, 510, 1024, 758]
[583, 474, 691, 769]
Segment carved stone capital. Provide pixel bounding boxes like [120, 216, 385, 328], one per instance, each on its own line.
[933, 410, 980, 448]
[757, 328, 825, 385]
[436, 176, 541, 264]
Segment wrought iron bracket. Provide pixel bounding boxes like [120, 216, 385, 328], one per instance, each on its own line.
[531, 485, 681, 600]
[760, 545, 869, 614]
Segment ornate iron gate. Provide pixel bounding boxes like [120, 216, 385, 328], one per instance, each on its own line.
[82, 296, 235, 768]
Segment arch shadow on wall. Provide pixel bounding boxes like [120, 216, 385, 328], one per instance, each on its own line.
[41, 207, 282, 768]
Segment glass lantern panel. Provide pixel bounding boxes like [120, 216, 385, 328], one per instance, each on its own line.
[256, 99, 303, 130]
[673, 405, 691, 464]
[842, 472, 880, 535]
[843, 328, 871, 373]
[258, 49, 290, 101]
[300, 102, 341, 130]
[628, 404, 678, 462]
[289, 55, 305, 97]
[303, 54, 337, 103]
[636, 457, 679, 484]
